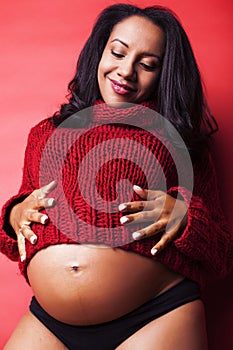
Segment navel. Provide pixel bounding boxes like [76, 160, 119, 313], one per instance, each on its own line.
[71, 265, 79, 272]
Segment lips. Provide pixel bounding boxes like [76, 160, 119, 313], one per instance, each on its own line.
[110, 79, 135, 95]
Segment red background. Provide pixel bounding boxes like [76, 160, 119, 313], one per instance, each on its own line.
[0, 0, 232, 348]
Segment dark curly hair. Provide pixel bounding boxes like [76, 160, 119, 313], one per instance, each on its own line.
[51, 3, 218, 160]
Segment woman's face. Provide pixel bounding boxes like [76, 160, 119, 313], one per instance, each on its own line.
[97, 15, 165, 105]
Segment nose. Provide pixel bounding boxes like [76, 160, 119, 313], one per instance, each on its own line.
[117, 58, 136, 81]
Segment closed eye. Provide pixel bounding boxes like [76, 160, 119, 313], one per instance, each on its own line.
[111, 50, 124, 58]
[139, 62, 158, 71]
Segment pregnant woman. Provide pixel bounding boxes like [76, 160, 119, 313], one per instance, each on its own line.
[1, 4, 232, 350]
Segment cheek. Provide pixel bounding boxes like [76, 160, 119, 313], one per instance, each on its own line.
[97, 59, 103, 82]
[97, 64, 102, 87]
[97, 59, 106, 91]
[141, 74, 160, 97]
[97, 58, 110, 99]
[98, 52, 112, 76]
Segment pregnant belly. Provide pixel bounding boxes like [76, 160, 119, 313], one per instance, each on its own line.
[27, 244, 183, 325]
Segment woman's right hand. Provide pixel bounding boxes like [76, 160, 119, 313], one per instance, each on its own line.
[9, 180, 57, 261]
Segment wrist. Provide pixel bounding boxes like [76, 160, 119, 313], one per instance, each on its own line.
[9, 203, 20, 232]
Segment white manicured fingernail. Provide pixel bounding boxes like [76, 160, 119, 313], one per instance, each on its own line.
[133, 185, 143, 191]
[132, 232, 144, 240]
[41, 215, 48, 224]
[49, 180, 57, 185]
[120, 216, 129, 224]
[30, 236, 37, 244]
[20, 254, 26, 262]
[151, 248, 158, 255]
[118, 203, 127, 211]
[48, 198, 55, 206]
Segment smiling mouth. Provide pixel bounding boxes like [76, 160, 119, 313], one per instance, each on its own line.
[110, 79, 135, 95]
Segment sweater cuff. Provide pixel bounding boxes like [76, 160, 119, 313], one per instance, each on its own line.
[167, 186, 192, 203]
[0, 222, 19, 261]
[167, 186, 209, 260]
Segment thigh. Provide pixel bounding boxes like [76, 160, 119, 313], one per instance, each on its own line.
[116, 300, 208, 350]
[4, 311, 67, 350]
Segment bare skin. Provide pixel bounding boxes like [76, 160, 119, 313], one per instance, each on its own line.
[9, 180, 58, 261]
[4, 301, 207, 350]
[120, 186, 188, 255]
[4, 312, 68, 350]
[117, 300, 208, 350]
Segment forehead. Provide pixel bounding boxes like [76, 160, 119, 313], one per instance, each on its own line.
[108, 15, 165, 52]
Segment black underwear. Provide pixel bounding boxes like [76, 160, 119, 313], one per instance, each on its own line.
[29, 278, 200, 350]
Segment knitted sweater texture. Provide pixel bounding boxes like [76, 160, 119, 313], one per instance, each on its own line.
[0, 102, 232, 286]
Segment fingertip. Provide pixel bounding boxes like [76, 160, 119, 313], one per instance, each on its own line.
[30, 235, 37, 244]
[41, 180, 57, 195]
[120, 216, 129, 224]
[20, 254, 26, 262]
[41, 215, 48, 224]
[47, 198, 55, 206]
[132, 232, 144, 240]
[118, 203, 127, 211]
[151, 247, 158, 255]
[50, 180, 58, 187]
[133, 185, 143, 192]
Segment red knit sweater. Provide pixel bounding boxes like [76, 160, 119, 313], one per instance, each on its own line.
[0, 102, 232, 286]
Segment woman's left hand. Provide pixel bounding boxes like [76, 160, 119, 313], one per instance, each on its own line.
[119, 185, 188, 255]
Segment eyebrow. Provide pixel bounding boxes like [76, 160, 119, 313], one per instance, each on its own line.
[110, 38, 162, 60]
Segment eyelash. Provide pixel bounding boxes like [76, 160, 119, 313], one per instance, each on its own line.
[111, 50, 157, 71]
[140, 63, 157, 71]
[111, 50, 124, 58]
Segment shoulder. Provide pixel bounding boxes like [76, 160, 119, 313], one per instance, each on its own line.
[21, 117, 57, 155]
[27, 117, 56, 143]
[30, 116, 55, 135]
